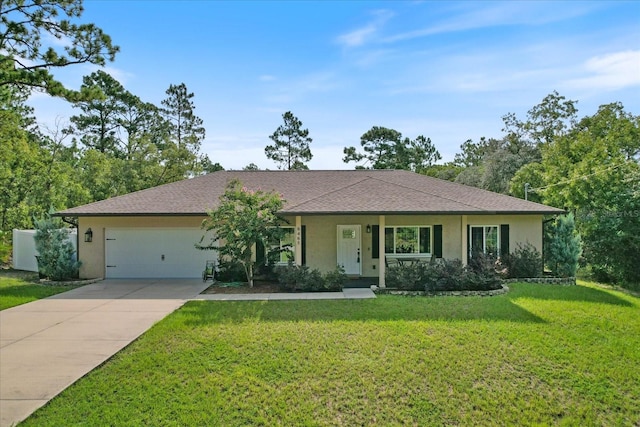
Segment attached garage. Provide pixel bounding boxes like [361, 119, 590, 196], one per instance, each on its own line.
[105, 228, 215, 279]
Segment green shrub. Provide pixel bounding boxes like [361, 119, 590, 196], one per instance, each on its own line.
[500, 242, 543, 278]
[0, 231, 11, 266]
[385, 255, 502, 292]
[465, 252, 502, 290]
[215, 258, 247, 282]
[424, 259, 466, 292]
[385, 263, 428, 291]
[33, 215, 80, 281]
[546, 213, 582, 278]
[275, 262, 345, 292]
[323, 265, 347, 291]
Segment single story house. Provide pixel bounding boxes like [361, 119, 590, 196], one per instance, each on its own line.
[56, 170, 563, 286]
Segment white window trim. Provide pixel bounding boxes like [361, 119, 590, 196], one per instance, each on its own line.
[384, 225, 433, 257]
[469, 225, 500, 256]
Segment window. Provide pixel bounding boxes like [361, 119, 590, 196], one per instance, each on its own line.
[470, 225, 499, 257]
[385, 226, 431, 255]
[268, 227, 295, 263]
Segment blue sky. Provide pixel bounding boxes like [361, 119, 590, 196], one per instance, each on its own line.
[29, 1, 640, 170]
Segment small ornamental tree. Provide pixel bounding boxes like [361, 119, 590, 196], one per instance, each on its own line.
[546, 213, 582, 278]
[33, 214, 80, 281]
[199, 179, 285, 287]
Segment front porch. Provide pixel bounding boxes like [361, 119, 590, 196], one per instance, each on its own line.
[344, 276, 379, 288]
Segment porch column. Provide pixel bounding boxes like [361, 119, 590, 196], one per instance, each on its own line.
[461, 214, 468, 266]
[295, 215, 302, 266]
[378, 215, 386, 288]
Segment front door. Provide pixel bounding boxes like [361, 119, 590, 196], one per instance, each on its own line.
[337, 225, 361, 276]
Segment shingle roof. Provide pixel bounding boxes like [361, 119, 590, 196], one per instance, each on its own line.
[56, 170, 564, 216]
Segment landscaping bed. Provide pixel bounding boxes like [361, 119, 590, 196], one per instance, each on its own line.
[202, 281, 281, 294]
[376, 284, 509, 297]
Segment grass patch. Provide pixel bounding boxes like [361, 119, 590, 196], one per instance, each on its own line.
[21, 281, 640, 426]
[0, 271, 81, 310]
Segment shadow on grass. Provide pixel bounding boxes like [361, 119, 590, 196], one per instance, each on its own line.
[507, 283, 635, 307]
[181, 295, 546, 326]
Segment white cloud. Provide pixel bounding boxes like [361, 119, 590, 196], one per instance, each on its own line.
[83, 64, 135, 85]
[263, 71, 343, 107]
[259, 75, 276, 82]
[43, 31, 72, 48]
[564, 50, 640, 91]
[336, 9, 394, 48]
[384, 2, 600, 44]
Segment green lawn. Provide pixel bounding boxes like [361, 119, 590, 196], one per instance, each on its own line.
[0, 272, 81, 310]
[21, 281, 640, 426]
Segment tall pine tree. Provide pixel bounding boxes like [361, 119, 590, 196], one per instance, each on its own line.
[265, 111, 313, 170]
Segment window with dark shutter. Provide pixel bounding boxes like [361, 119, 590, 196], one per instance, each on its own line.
[433, 225, 443, 258]
[500, 224, 509, 257]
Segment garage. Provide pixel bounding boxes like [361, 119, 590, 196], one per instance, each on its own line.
[105, 228, 216, 279]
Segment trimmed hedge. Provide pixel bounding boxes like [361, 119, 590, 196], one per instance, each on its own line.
[275, 262, 347, 292]
[386, 254, 502, 292]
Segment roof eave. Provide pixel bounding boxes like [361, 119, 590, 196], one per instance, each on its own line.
[56, 208, 565, 218]
[53, 212, 209, 217]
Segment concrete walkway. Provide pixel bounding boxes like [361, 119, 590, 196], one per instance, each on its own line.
[0, 281, 375, 426]
[195, 287, 376, 301]
[0, 279, 209, 427]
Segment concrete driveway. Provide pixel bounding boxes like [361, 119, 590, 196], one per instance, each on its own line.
[0, 279, 209, 427]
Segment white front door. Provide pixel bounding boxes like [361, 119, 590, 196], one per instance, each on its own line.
[337, 225, 361, 276]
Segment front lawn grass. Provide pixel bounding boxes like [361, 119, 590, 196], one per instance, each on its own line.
[22, 281, 640, 426]
[0, 271, 81, 310]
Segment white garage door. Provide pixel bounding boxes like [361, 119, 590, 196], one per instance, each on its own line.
[105, 228, 216, 278]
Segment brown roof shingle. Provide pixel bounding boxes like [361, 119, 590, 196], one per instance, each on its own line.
[56, 170, 564, 216]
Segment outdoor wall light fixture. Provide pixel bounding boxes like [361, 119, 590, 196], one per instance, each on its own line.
[84, 228, 93, 243]
[366, 224, 372, 234]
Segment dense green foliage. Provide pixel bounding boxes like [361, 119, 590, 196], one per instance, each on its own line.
[265, 111, 313, 170]
[1, 78, 218, 232]
[0, 230, 10, 265]
[500, 242, 543, 279]
[429, 92, 637, 288]
[385, 254, 502, 292]
[343, 126, 441, 171]
[20, 282, 640, 426]
[275, 262, 346, 292]
[33, 214, 80, 281]
[545, 214, 582, 278]
[199, 179, 285, 287]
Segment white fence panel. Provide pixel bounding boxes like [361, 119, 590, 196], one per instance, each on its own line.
[12, 229, 77, 272]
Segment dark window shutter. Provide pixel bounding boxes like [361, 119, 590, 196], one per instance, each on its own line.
[372, 225, 380, 259]
[301, 225, 307, 266]
[419, 227, 431, 254]
[433, 225, 443, 258]
[256, 240, 265, 266]
[467, 224, 471, 258]
[500, 224, 510, 256]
